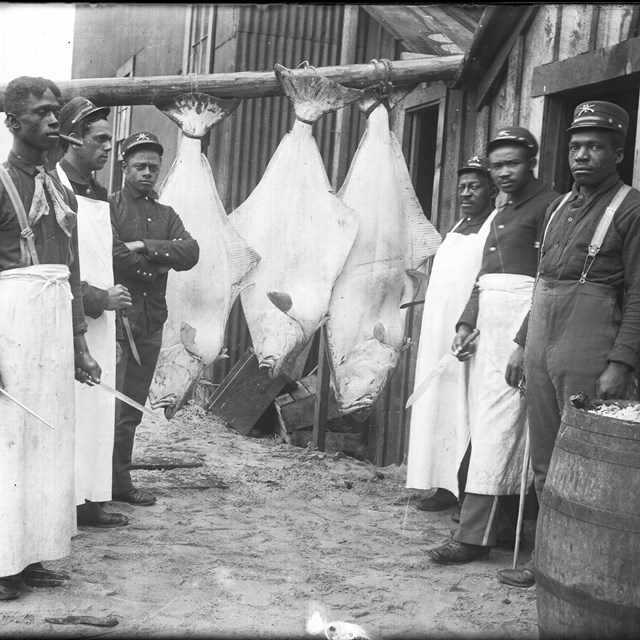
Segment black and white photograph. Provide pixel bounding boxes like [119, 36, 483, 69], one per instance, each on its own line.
[0, 3, 639, 638]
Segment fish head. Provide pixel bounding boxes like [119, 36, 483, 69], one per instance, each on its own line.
[148, 344, 205, 420]
[252, 309, 306, 378]
[335, 333, 399, 416]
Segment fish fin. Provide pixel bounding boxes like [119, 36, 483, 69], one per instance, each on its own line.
[274, 63, 363, 123]
[306, 601, 328, 636]
[180, 322, 197, 349]
[373, 322, 388, 343]
[156, 92, 240, 138]
[389, 133, 442, 266]
[222, 223, 261, 287]
[267, 291, 293, 314]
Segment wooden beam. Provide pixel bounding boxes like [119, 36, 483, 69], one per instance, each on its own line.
[312, 326, 330, 451]
[532, 36, 640, 97]
[476, 6, 537, 109]
[0, 56, 463, 111]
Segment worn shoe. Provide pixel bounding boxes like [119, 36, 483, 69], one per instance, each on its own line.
[77, 502, 129, 528]
[20, 563, 70, 588]
[426, 539, 489, 565]
[0, 580, 19, 600]
[496, 567, 535, 588]
[112, 489, 157, 506]
[416, 489, 458, 511]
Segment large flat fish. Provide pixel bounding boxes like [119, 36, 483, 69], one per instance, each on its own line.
[229, 64, 361, 379]
[326, 92, 442, 415]
[148, 93, 261, 419]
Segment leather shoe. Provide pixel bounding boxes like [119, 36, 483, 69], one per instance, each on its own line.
[415, 489, 458, 511]
[426, 539, 489, 565]
[0, 579, 19, 600]
[496, 567, 535, 588]
[112, 489, 156, 506]
[20, 563, 70, 588]
[77, 502, 129, 528]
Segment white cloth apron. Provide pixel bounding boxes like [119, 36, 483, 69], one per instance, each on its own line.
[466, 273, 534, 495]
[58, 165, 116, 504]
[0, 265, 76, 575]
[406, 210, 497, 493]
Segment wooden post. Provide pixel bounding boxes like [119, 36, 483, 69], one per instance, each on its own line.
[0, 56, 463, 110]
[312, 326, 330, 451]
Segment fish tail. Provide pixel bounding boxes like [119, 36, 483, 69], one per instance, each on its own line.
[156, 92, 240, 139]
[274, 63, 363, 124]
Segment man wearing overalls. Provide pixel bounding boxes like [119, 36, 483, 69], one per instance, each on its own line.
[498, 101, 640, 588]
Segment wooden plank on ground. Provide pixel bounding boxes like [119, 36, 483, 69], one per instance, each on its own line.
[205, 349, 288, 435]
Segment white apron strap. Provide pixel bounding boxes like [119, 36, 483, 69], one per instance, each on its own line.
[0, 164, 40, 266]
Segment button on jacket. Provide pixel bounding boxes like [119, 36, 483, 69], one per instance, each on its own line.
[458, 178, 560, 328]
[0, 151, 86, 334]
[110, 182, 199, 338]
[516, 174, 640, 368]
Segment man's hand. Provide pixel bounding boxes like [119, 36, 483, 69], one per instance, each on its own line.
[596, 361, 630, 399]
[505, 345, 525, 388]
[73, 335, 102, 384]
[124, 240, 146, 253]
[105, 284, 132, 311]
[452, 324, 477, 361]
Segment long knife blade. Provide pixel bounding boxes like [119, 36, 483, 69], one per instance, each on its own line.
[85, 381, 159, 422]
[0, 387, 56, 429]
[405, 328, 480, 409]
[121, 313, 142, 366]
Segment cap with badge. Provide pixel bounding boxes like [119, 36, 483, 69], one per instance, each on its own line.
[457, 154, 491, 176]
[567, 100, 629, 138]
[487, 126, 539, 156]
[59, 96, 110, 137]
[121, 132, 164, 158]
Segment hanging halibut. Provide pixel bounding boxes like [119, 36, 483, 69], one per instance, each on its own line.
[326, 92, 442, 415]
[229, 64, 361, 379]
[148, 93, 261, 419]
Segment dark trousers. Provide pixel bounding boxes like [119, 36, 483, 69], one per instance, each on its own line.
[525, 279, 619, 502]
[112, 328, 163, 494]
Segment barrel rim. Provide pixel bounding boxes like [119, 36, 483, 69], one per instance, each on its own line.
[562, 401, 640, 441]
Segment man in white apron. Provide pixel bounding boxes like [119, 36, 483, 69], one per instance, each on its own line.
[0, 77, 101, 600]
[497, 102, 640, 587]
[405, 156, 497, 512]
[56, 97, 131, 528]
[427, 127, 560, 565]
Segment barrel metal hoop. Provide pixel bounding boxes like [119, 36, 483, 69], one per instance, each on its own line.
[557, 434, 640, 469]
[565, 408, 640, 441]
[536, 569, 640, 622]
[542, 488, 640, 533]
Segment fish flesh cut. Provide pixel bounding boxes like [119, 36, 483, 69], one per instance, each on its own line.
[148, 93, 261, 419]
[326, 92, 441, 415]
[229, 64, 361, 378]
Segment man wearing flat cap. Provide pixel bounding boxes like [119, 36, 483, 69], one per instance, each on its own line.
[110, 132, 199, 507]
[426, 127, 559, 566]
[56, 96, 131, 529]
[497, 102, 640, 587]
[407, 155, 498, 515]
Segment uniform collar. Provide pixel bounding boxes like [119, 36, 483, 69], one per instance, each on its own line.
[505, 177, 546, 208]
[59, 157, 90, 186]
[123, 180, 159, 200]
[8, 150, 39, 177]
[570, 172, 621, 204]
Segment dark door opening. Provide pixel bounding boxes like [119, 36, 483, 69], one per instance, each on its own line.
[404, 104, 439, 221]
[543, 77, 638, 192]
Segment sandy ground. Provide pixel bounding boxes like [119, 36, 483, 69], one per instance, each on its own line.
[0, 403, 538, 639]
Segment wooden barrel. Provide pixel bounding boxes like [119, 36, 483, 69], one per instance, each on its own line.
[535, 400, 640, 639]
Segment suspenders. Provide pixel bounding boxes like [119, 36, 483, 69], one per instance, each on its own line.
[0, 164, 40, 266]
[539, 184, 631, 284]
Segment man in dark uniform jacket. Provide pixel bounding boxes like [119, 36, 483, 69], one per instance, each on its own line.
[0, 76, 101, 601]
[57, 97, 131, 529]
[498, 102, 640, 588]
[427, 127, 559, 566]
[110, 132, 199, 507]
